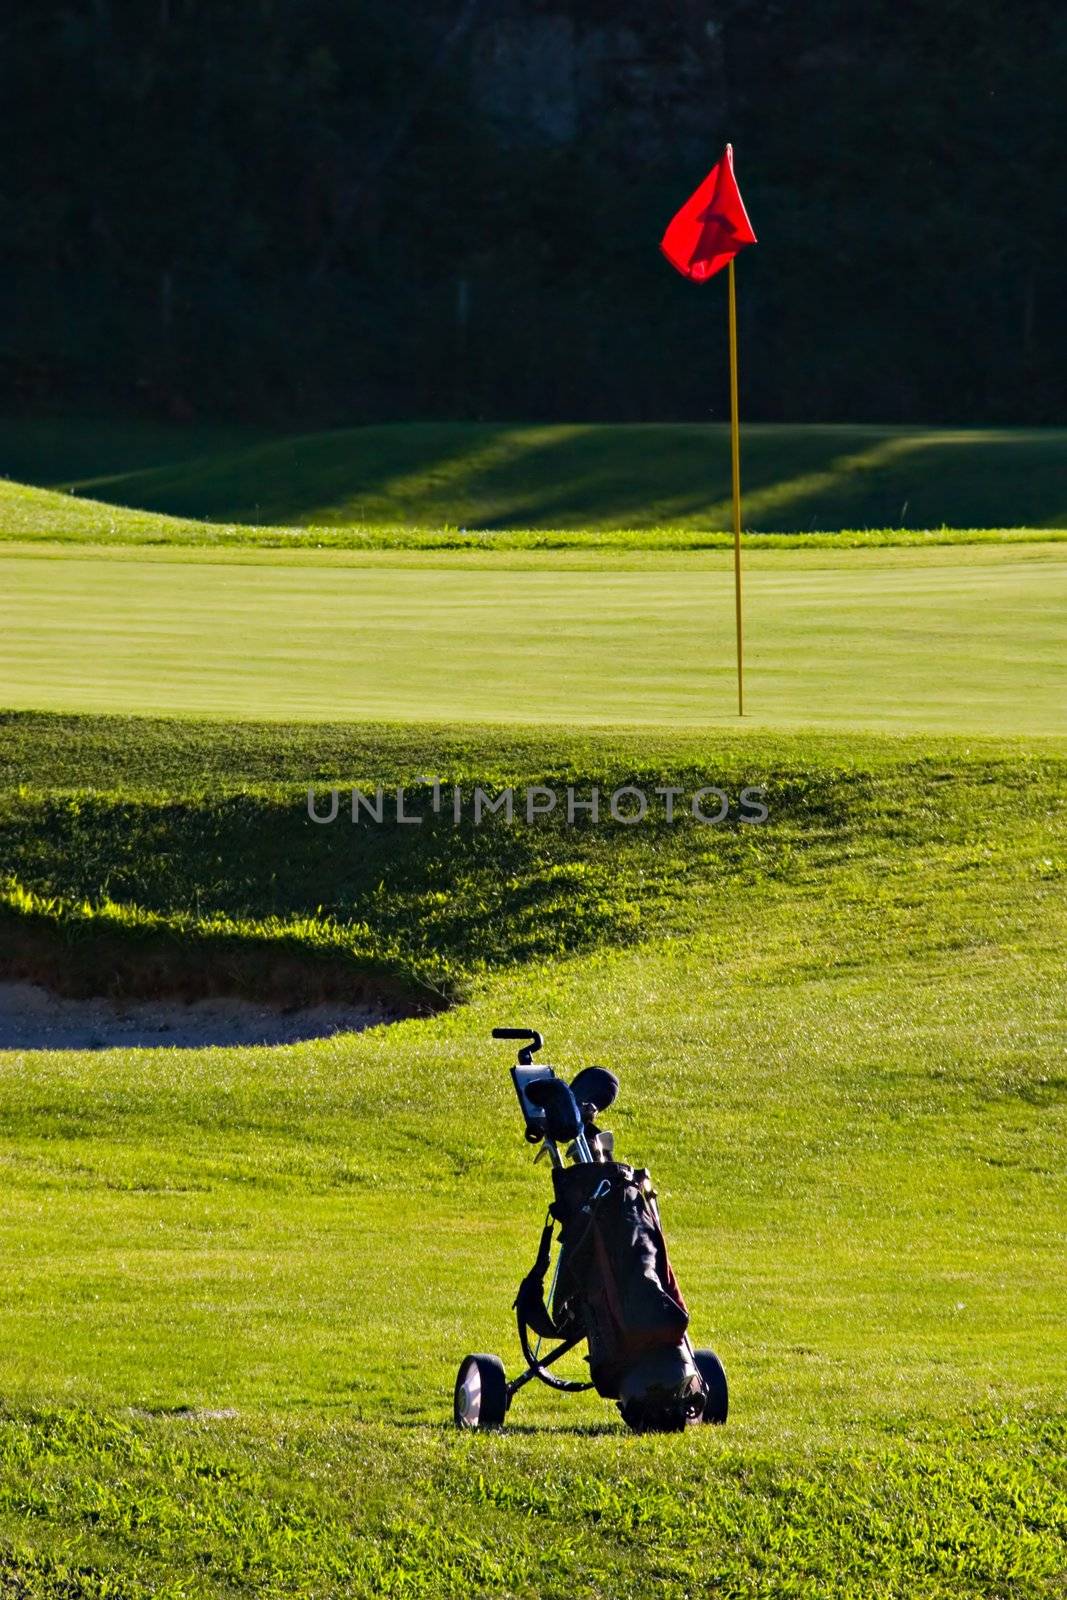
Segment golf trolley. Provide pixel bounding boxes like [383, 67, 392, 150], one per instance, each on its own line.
[454, 1028, 728, 1432]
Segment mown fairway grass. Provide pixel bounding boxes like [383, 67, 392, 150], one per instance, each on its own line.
[0, 713, 1064, 1596]
[1, 540, 1064, 734]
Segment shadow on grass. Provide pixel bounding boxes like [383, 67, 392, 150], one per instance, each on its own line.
[3, 417, 1065, 532]
[0, 763, 853, 986]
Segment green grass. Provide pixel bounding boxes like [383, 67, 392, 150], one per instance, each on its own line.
[1, 416, 1065, 1593]
[1, 1412, 1062, 1599]
[0, 879, 449, 1015]
[0, 715, 872, 1002]
[0, 713, 1064, 1595]
[8, 471, 1064, 554]
[2, 417, 1066, 536]
[1, 539, 1063, 735]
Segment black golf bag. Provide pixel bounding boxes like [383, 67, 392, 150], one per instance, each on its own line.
[519, 1161, 706, 1430]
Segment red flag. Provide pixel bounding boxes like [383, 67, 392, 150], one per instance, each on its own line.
[660, 144, 756, 282]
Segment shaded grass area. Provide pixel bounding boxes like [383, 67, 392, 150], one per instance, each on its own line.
[0, 1410, 1063, 1600]
[0, 885, 444, 1015]
[0, 714, 859, 998]
[4, 476, 1061, 556]
[1, 711, 1063, 996]
[2, 417, 1066, 539]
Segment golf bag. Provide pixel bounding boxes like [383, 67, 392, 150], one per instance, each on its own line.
[518, 1160, 706, 1430]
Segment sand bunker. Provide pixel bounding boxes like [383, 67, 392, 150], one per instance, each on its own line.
[0, 980, 397, 1050]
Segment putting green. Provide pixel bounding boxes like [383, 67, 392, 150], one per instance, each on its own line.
[1, 540, 1063, 734]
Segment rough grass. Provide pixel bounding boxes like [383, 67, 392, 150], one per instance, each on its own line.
[0, 714, 860, 998]
[0, 882, 447, 1015]
[0, 1410, 1063, 1600]
[0, 713, 1064, 1596]
[2, 417, 1067, 541]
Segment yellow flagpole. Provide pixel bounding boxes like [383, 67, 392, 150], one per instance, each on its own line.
[727, 257, 744, 716]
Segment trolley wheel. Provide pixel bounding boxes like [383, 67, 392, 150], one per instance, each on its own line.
[693, 1348, 728, 1424]
[454, 1353, 509, 1430]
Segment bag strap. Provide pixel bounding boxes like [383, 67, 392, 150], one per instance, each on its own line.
[513, 1212, 560, 1339]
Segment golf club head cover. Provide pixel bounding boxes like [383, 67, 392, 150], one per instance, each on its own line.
[569, 1066, 619, 1119]
[525, 1076, 583, 1143]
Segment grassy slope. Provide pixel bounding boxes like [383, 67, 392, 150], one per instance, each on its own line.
[2, 417, 1066, 535]
[0, 714, 1064, 1596]
[0, 419, 1064, 1593]
[2, 539, 1065, 735]
[8, 472, 1063, 554]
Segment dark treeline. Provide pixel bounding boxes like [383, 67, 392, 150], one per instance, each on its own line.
[3, 1, 1064, 425]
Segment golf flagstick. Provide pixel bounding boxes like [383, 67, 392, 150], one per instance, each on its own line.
[728, 258, 743, 717]
[659, 144, 756, 718]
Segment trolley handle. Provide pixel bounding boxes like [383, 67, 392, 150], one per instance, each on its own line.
[492, 1027, 543, 1065]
